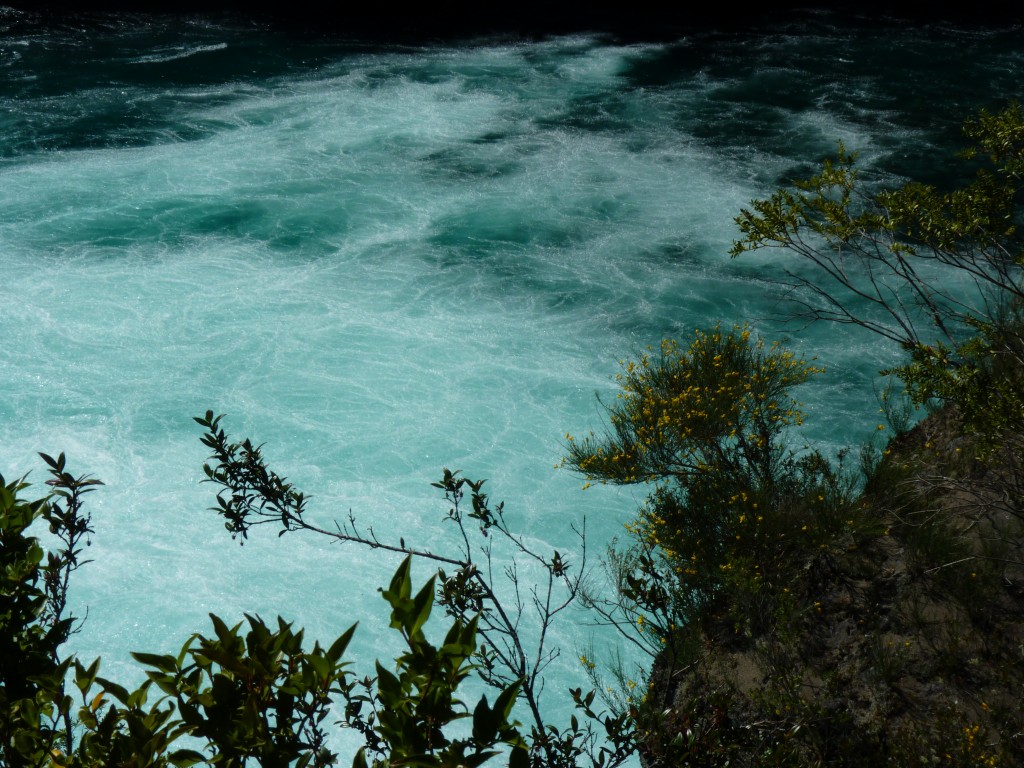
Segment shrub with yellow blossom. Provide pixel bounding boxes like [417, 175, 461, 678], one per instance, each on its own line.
[564, 324, 855, 632]
[565, 325, 817, 489]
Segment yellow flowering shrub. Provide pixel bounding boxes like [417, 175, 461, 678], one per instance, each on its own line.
[565, 324, 819, 487]
[564, 325, 855, 630]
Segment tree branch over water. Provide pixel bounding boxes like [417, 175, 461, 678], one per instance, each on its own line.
[193, 410, 634, 768]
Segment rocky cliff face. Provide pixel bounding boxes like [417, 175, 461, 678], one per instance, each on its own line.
[643, 407, 1024, 767]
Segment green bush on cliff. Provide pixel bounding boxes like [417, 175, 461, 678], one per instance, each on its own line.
[553, 103, 1024, 766]
[732, 103, 1024, 449]
[562, 325, 856, 639]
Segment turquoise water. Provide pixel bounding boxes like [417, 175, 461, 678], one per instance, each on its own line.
[2, 6, 1022, 756]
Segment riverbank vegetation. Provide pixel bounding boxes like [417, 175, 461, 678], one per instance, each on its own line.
[4, 105, 1024, 766]
[570, 101, 1024, 766]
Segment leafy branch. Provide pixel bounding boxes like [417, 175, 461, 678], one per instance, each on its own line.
[193, 411, 633, 768]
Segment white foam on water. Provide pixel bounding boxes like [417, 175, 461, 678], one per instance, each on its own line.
[129, 42, 228, 65]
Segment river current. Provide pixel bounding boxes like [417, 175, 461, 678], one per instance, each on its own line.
[1, 6, 1022, 756]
